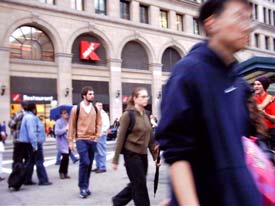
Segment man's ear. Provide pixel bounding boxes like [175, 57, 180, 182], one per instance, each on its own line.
[203, 15, 217, 36]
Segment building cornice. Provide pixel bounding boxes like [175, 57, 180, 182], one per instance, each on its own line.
[1, 0, 205, 41]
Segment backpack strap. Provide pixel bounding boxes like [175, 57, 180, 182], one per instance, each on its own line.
[121, 110, 135, 154]
[75, 104, 80, 138]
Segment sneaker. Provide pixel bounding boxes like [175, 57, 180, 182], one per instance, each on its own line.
[86, 189, 91, 196]
[91, 168, 99, 172]
[79, 189, 88, 198]
[39, 182, 52, 186]
[95, 169, 106, 174]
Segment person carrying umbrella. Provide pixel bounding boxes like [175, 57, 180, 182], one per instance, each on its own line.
[112, 87, 159, 206]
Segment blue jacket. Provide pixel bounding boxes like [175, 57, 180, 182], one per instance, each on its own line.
[19, 112, 39, 150]
[156, 42, 261, 206]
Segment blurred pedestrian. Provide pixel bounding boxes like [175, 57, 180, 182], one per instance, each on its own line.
[253, 76, 275, 149]
[55, 109, 71, 179]
[8, 102, 27, 143]
[68, 86, 101, 198]
[112, 87, 159, 206]
[156, 0, 261, 206]
[92, 101, 110, 173]
[19, 103, 52, 186]
[0, 126, 7, 181]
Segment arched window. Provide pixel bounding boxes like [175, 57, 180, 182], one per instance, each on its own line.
[161, 47, 181, 72]
[9, 26, 54, 61]
[121, 41, 149, 70]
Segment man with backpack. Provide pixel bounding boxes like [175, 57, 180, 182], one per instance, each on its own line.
[68, 86, 101, 198]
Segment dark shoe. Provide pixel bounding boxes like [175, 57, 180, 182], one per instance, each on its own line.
[73, 159, 79, 164]
[95, 169, 106, 173]
[91, 168, 99, 172]
[86, 189, 91, 196]
[55, 162, 60, 165]
[24, 181, 37, 185]
[59, 173, 65, 179]
[39, 182, 52, 186]
[79, 189, 88, 198]
[64, 175, 71, 179]
[0, 177, 5, 182]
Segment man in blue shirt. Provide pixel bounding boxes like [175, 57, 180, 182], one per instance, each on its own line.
[156, 0, 261, 206]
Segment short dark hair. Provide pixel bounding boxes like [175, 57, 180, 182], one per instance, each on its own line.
[81, 86, 94, 99]
[26, 102, 36, 112]
[199, 0, 250, 24]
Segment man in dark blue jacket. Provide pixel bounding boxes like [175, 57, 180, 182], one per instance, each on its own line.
[156, 0, 261, 206]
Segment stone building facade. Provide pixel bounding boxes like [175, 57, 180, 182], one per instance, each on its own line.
[0, 0, 274, 123]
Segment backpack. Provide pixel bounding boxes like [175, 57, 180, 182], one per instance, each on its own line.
[120, 109, 151, 154]
[75, 103, 98, 138]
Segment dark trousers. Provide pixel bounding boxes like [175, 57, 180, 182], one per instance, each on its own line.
[35, 143, 49, 184]
[59, 153, 69, 175]
[12, 142, 33, 183]
[112, 150, 150, 206]
[76, 140, 97, 190]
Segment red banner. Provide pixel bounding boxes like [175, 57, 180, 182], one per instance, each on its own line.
[80, 41, 101, 61]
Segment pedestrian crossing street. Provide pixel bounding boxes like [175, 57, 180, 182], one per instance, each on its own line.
[2, 151, 115, 174]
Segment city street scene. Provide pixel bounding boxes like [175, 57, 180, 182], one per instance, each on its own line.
[0, 0, 275, 206]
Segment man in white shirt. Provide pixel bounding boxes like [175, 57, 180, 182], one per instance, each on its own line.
[93, 101, 110, 173]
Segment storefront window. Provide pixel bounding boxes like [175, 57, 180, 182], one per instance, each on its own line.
[9, 26, 54, 61]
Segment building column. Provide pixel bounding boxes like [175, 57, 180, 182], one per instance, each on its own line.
[184, 14, 193, 34]
[258, 4, 264, 23]
[150, 63, 162, 119]
[130, 1, 140, 22]
[108, 0, 120, 18]
[108, 59, 122, 123]
[84, 0, 94, 14]
[168, 10, 177, 30]
[0, 47, 11, 125]
[150, 5, 160, 27]
[56, 53, 73, 105]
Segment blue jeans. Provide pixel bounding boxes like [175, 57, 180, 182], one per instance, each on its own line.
[95, 134, 107, 170]
[76, 140, 97, 190]
[35, 143, 49, 184]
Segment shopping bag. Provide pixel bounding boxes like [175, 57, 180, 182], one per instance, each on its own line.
[242, 136, 275, 205]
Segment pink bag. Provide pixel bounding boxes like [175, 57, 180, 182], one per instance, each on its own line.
[242, 136, 275, 206]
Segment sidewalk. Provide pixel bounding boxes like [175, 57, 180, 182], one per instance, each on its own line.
[0, 153, 169, 206]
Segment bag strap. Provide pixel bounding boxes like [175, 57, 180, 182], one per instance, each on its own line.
[121, 110, 135, 153]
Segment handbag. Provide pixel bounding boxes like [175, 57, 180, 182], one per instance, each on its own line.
[242, 136, 275, 205]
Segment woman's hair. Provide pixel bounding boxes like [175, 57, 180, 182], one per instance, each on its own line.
[247, 96, 268, 138]
[126, 87, 147, 109]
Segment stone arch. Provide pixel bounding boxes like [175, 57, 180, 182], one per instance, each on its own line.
[118, 34, 156, 64]
[2, 16, 63, 54]
[67, 25, 113, 60]
[158, 40, 186, 63]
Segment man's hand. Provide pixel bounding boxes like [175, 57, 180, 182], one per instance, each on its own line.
[112, 163, 118, 170]
[69, 143, 75, 152]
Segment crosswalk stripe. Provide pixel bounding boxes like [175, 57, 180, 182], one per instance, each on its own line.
[2, 152, 115, 174]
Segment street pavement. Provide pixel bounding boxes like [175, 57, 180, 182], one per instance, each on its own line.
[0, 138, 170, 206]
